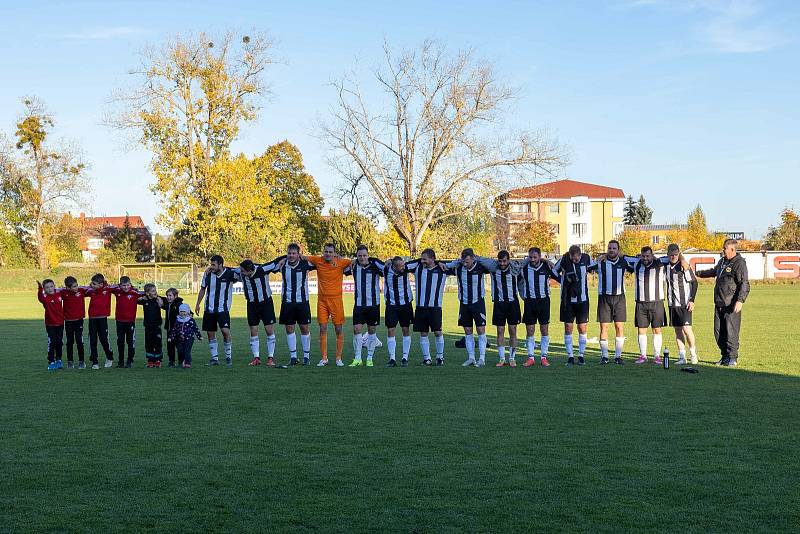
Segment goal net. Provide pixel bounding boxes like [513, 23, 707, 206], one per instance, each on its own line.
[118, 263, 196, 293]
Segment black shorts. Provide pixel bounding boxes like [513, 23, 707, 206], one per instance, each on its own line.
[669, 306, 693, 327]
[635, 302, 666, 328]
[523, 298, 551, 326]
[458, 301, 487, 328]
[278, 301, 312, 325]
[202, 311, 231, 332]
[247, 299, 276, 327]
[560, 301, 590, 324]
[385, 303, 414, 328]
[413, 307, 443, 333]
[353, 305, 380, 327]
[492, 300, 521, 326]
[597, 294, 627, 323]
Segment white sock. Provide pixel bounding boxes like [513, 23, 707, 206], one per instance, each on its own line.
[526, 336, 536, 357]
[250, 336, 259, 358]
[435, 335, 444, 358]
[361, 332, 369, 343]
[300, 334, 311, 358]
[402, 336, 411, 360]
[653, 333, 663, 358]
[367, 333, 378, 359]
[564, 334, 573, 357]
[387, 337, 397, 360]
[679, 350, 686, 359]
[689, 346, 697, 358]
[353, 334, 364, 360]
[615, 337, 624, 359]
[638, 334, 648, 357]
[498, 345, 506, 362]
[224, 341, 232, 359]
[599, 339, 609, 359]
[287, 332, 297, 359]
[578, 334, 587, 356]
[420, 337, 431, 359]
[209, 339, 218, 359]
[477, 334, 487, 361]
[509, 346, 516, 360]
[267, 334, 276, 357]
[540, 336, 549, 358]
[465, 334, 475, 360]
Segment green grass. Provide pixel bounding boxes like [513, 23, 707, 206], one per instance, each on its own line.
[2, 286, 799, 533]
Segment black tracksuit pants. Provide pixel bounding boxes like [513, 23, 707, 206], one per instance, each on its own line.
[144, 324, 163, 361]
[116, 321, 136, 364]
[46, 325, 64, 363]
[88, 317, 113, 365]
[65, 319, 85, 362]
[714, 304, 742, 360]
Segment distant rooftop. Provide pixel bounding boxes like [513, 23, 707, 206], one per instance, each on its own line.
[506, 179, 625, 200]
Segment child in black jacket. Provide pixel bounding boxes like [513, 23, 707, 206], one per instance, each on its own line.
[161, 288, 184, 367]
[138, 284, 164, 367]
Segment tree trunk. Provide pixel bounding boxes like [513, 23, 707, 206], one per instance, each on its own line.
[36, 217, 47, 271]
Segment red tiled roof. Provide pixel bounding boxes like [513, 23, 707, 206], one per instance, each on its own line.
[81, 215, 147, 229]
[507, 179, 625, 200]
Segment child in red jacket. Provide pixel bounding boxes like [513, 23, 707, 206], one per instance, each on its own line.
[61, 276, 88, 369]
[86, 273, 115, 369]
[112, 275, 142, 368]
[37, 279, 64, 371]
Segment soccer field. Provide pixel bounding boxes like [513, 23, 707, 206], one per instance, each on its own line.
[2, 285, 799, 532]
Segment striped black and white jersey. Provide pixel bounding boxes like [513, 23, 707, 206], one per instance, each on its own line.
[469, 256, 524, 302]
[632, 259, 667, 303]
[379, 260, 414, 306]
[201, 268, 237, 313]
[553, 254, 595, 303]
[665, 261, 698, 308]
[345, 259, 383, 308]
[410, 261, 450, 309]
[589, 256, 636, 296]
[445, 263, 489, 305]
[234, 261, 278, 303]
[278, 260, 316, 304]
[518, 261, 558, 300]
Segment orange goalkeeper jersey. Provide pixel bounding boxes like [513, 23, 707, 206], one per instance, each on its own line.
[306, 256, 352, 297]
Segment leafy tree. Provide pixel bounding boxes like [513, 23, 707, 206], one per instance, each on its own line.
[0, 226, 32, 267]
[43, 213, 82, 266]
[510, 219, 558, 254]
[322, 40, 564, 255]
[615, 228, 651, 255]
[685, 205, 724, 250]
[764, 208, 800, 250]
[108, 31, 274, 249]
[322, 209, 382, 257]
[1, 99, 89, 269]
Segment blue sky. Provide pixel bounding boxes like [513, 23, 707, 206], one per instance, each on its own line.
[1, 0, 797, 239]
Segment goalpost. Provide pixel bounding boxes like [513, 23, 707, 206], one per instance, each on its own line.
[118, 263, 197, 293]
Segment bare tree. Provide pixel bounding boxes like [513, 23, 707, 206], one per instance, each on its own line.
[0, 98, 89, 269]
[106, 30, 274, 231]
[321, 40, 566, 255]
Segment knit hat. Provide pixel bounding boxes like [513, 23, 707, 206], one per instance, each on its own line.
[177, 303, 192, 322]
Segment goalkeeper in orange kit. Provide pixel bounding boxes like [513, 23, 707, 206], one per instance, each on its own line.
[305, 243, 351, 366]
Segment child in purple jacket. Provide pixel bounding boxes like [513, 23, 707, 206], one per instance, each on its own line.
[168, 304, 202, 368]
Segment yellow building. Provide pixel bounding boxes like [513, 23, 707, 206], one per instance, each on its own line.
[496, 179, 626, 255]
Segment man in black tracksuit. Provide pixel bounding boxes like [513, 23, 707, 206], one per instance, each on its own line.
[697, 239, 750, 366]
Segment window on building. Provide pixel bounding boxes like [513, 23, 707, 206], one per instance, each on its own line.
[549, 203, 559, 213]
[87, 238, 105, 250]
[553, 224, 560, 235]
[572, 223, 587, 238]
[571, 202, 585, 217]
[613, 222, 624, 237]
[652, 235, 660, 244]
[510, 203, 531, 213]
[612, 201, 624, 218]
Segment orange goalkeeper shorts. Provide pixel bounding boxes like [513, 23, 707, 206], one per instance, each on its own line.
[317, 297, 345, 326]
